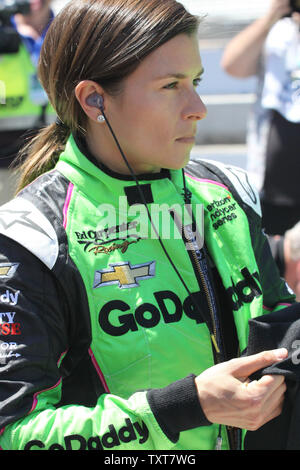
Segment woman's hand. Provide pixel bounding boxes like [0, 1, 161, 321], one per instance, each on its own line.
[221, 0, 292, 77]
[292, 12, 300, 25]
[264, 0, 292, 27]
[195, 349, 288, 431]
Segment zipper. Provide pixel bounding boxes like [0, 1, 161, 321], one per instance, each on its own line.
[189, 247, 222, 361]
[191, 244, 240, 450]
[171, 207, 240, 450]
[188, 245, 240, 450]
[170, 208, 222, 359]
[215, 425, 223, 450]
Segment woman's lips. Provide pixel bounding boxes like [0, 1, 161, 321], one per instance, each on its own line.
[175, 136, 196, 144]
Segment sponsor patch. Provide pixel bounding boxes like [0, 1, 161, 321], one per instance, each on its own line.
[94, 261, 155, 289]
[75, 221, 141, 255]
[0, 263, 19, 278]
[0, 289, 20, 306]
[98, 290, 204, 337]
[226, 267, 262, 311]
[206, 196, 238, 231]
[0, 197, 59, 270]
[0, 209, 52, 239]
[0, 313, 21, 335]
[24, 417, 149, 450]
[0, 341, 21, 361]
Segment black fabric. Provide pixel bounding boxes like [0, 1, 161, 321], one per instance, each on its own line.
[0, 234, 70, 428]
[244, 302, 300, 450]
[260, 110, 300, 235]
[261, 200, 300, 236]
[59, 349, 104, 408]
[0, 129, 30, 167]
[210, 266, 239, 361]
[0, 105, 48, 168]
[262, 110, 300, 206]
[23, 172, 97, 396]
[147, 374, 211, 443]
[124, 184, 154, 206]
[268, 235, 285, 277]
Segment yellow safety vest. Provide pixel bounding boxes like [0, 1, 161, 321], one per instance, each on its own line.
[0, 43, 55, 131]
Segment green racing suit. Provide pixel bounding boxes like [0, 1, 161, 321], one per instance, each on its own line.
[0, 134, 294, 450]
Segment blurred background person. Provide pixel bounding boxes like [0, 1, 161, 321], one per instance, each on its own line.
[0, 0, 55, 203]
[268, 221, 300, 300]
[221, 0, 300, 236]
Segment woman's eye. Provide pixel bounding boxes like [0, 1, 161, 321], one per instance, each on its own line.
[163, 78, 202, 90]
[193, 78, 202, 87]
[163, 82, 178, 90]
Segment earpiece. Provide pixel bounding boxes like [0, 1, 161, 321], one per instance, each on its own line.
[86, 92, 104, 111]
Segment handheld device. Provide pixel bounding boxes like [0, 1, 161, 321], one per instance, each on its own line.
[0, 0, 31, 53]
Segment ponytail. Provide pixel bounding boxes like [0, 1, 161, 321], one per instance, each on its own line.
[14, 122, 70, 194]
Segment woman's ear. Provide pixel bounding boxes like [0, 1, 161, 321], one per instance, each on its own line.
[75, 80, 105, 122]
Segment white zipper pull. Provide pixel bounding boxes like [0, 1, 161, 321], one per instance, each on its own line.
[215, 436, 223, 450]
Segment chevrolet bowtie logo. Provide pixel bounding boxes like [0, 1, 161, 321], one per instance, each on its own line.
[93, 261, 156, 289]
[0, 263, 19, 278]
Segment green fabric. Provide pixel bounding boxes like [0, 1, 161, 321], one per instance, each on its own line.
[1, 392, 175, 451]
[0, 135, 294, 450]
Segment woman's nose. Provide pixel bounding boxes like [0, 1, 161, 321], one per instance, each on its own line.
[184, 93, 207, 121]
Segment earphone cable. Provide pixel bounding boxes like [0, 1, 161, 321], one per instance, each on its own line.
[101, 108, 211, 333]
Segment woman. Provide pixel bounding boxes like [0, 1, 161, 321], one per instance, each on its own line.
[0, 0, 293, 451]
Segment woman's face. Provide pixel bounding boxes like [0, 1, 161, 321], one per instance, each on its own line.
[105, 33, 207, 174]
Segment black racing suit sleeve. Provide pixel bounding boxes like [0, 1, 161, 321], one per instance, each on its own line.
[245, 206, 295, 308]
[0, 235, 69, 430]
[267, 235, 285, 278]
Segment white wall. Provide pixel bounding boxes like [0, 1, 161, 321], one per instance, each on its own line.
[53, 0, 272, 21]
[180, 0, 271, 22]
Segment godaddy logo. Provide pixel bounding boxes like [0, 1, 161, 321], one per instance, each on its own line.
[24, 418, 149, 450]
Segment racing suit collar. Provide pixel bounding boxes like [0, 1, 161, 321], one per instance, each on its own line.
[56, 134, 185, 206]
[74, 133, 172, 182]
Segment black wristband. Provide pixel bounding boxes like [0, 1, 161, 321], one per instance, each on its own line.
[146, 374, 212, 443]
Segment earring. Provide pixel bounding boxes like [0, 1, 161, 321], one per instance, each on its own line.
[97, 114, 105, 123]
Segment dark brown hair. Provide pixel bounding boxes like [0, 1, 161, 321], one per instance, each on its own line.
[16, 0, 200, 191]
